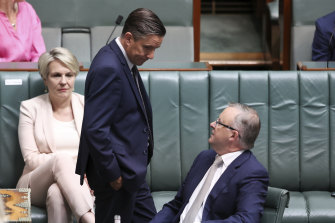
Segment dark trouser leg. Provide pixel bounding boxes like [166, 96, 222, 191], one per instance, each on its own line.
[94, 188, 135, 223]
[94, 182, 156, 223]
[132, 182, 157, 223]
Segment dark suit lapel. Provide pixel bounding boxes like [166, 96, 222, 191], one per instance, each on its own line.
[110, 40, 149, 119]
[202, 150, 251, 219]
[132, 66, 155, 157]
[185, 151, 217, 201]
[109, 39, 146, 119]
[110, 40, 154, 156]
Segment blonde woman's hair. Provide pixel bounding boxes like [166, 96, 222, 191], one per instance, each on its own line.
[38, 47, 80, 79]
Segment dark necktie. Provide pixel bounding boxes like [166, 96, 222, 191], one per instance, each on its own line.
[132, 66, 151, 148]
[132, 66, 147, 115]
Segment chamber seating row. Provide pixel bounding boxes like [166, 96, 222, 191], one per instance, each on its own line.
[287, 0, 334, 70]
[40, 26, 194, 66]
[3, 70, 335, 222]
[268, 0, 334, 70]
[27, 0, 195, 65]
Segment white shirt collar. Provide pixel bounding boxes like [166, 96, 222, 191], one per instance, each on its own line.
[116, 37, 134, 71]
[219, 150, 244, 167]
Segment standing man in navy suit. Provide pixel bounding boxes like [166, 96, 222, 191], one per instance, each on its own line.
[76, 8, 166, 223]
[312, 10, 335, 61]
[151, 103, 269, 223]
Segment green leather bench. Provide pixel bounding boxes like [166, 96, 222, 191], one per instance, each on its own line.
[0, 70, 313, 222]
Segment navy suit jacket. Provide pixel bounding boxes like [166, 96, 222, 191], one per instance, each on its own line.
[312, 10, 335, 61]
[76, 39, 153, 193]
[151, 149, 269, 223]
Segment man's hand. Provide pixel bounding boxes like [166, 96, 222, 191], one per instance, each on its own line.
[110, 176, 123, 191]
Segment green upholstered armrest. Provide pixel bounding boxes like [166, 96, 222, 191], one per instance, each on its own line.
[261, 186, 289, 223]
[30, 206, 47, 223]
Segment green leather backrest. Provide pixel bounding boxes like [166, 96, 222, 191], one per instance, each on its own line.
[28, 0, 193, 27]
[1, 71, 335, 192]
[143, 71, 335, 192]
[0, 72, 28, 188]
[292, 0, 335, 26]
[145, 71, 210, 191]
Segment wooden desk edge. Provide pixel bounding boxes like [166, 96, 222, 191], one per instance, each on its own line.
[297, 61, 335, 71]
[0, 62, 213, 72]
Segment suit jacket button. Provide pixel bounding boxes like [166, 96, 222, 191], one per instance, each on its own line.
[143, 128, 147, 133]
[143, 150, 148, 155]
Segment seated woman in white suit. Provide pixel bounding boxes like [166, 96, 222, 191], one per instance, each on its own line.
[16, 47, 95, 223]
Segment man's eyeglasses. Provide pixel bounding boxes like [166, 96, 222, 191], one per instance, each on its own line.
[214, 119, 239, 132]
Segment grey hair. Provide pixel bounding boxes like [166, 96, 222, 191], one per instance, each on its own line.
[38, 47, 80, 80]
[229, 103, 261, 149]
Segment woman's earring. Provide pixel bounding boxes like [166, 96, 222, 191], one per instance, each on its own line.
[44, 87, 48, 93]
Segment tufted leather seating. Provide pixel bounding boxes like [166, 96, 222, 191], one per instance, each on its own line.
[1, 70, 317, 222]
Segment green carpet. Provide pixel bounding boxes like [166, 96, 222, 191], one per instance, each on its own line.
[200, 14, 263, 53]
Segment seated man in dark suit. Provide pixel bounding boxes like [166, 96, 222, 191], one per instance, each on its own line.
[151, 103, 269, 223]
[312, 10, 335, 61]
